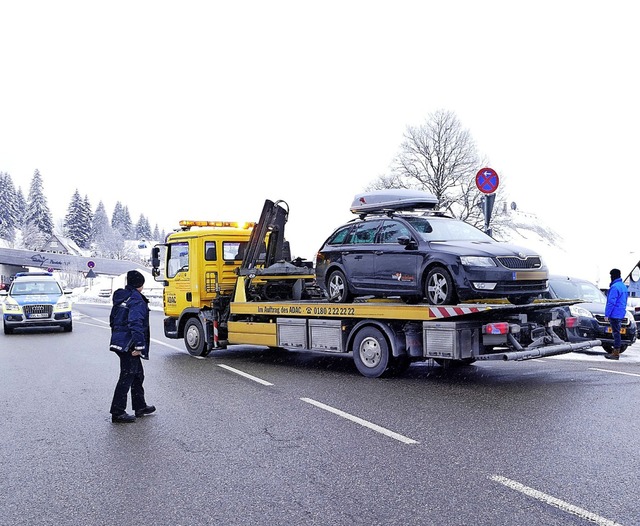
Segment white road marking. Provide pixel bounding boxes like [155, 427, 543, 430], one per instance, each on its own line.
[589, 367, 640, 378]
[490, 475, 623, 526]
[217, 364, 274, 386]
[301, 397, 419, 445]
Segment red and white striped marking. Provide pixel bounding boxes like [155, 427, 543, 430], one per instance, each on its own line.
[428, 306, 483, 318]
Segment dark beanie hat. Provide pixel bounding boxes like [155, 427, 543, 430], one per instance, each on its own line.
[127, 270, 145, 288]
[610, 268, 621, 279]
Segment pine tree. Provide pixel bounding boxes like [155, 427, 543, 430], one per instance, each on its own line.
[81, 195, 93, 248]
[15, 188, 26, 227]
[24, 169, 54, 245]
[135, 214, 152, 240]
[0, 172, 20, 242]
[122, 206, 133, 239]
[112, 201, 133, 238]
[64, 189, 91, 248]
[92, 201, 111, 252]
[153, 224, 160, 241]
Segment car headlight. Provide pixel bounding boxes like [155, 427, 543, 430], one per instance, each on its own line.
[568, 305, 594, 318]
[460, 256, 496, 267]
[54, 300, 71, 311]
[3, 300, 22, 313]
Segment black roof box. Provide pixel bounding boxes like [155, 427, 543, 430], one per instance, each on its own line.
[350, 189, 439, 214]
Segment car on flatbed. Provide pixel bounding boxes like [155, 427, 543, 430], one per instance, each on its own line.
[0, 272, 73, 334]
[315, 190, 549, 306]
[544, 275, 637, 353]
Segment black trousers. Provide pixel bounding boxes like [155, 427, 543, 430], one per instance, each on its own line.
[110, 352, 147, 415]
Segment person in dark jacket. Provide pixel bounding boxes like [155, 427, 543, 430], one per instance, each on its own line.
[109, 270, 156, 423]
[604, 268, 629, 360]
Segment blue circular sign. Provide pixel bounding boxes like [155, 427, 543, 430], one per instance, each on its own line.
[87, 261, 95, 269]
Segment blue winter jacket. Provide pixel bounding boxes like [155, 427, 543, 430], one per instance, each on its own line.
[605, 278, 628, 320]
[109, 285, 150, 359]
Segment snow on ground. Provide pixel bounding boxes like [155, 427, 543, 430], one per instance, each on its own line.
[72, 269, 164, 310]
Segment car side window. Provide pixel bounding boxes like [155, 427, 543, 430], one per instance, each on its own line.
[326, 225, 353, 245]
[346, 221, 381, 244]
[379, 220, 412, 244]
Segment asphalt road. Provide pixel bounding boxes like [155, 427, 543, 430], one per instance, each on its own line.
[1, 303, 639, 526]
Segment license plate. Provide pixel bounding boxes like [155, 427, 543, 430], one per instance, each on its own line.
[28, 313, 48, 319]
[606, 327, 626, 334]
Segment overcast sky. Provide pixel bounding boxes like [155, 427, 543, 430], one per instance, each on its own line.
[1, 1, 638, 277]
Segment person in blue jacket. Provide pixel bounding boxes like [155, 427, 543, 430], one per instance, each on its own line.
[109, 270, 156, 422]
[604, 268, 629, 360]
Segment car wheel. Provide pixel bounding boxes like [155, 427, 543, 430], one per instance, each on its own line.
[352, 326, 390, 378]
[327, 270, 352, 303]
[424, 266, 457, 305]
[4, 322, 14, 335]
[63, 321, 73, 333]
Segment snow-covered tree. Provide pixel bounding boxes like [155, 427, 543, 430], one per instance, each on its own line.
[0, 172, 20, 242]
[91, 201, 111, 253]
[367, 110, 502, 231]
[64, 189, 91, 248]
[24, 169, 54, 244]
[15, 187, 26, 227]
[112, 202, 133, 238]
[135, 214, 152, 240]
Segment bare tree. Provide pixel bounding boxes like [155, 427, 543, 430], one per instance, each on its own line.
[369, 110, 506, 231]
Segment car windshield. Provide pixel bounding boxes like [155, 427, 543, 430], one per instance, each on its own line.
[404, 216, 492, 242]
[10, 281, 62, 295]
[550, 279, 606, 303]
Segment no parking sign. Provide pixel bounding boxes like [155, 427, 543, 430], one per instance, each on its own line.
[475, 167, 499, 194]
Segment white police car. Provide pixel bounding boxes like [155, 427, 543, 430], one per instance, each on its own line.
[0, 272, 73, 334]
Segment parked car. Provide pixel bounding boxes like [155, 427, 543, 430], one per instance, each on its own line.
[315, 190, 549, 305]
[544, 275, 637, 353]
[0, 272, 73, 334]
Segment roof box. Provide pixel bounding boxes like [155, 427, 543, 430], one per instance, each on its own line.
[350, 189, 439, 214]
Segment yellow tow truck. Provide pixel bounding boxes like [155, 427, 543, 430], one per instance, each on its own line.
[152, 199, 600, 377]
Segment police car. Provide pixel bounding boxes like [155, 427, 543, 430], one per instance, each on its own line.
[0, 272, 73, 334]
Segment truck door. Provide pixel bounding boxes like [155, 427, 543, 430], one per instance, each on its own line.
[374, 219, 421, 294]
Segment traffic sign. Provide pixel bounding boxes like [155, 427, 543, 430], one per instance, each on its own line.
[87, 261, 95, 269]
[475, 167, 499, 194]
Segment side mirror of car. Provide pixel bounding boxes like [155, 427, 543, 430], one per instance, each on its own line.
[397, 236, 418, 249]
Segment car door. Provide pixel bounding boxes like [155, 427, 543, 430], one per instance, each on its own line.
[374, 219, 422, 294]
[341, 220, 382, 290]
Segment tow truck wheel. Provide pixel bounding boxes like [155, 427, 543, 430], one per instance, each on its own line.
[327, 270, 352, 303]
[184, 318, 207, 357]
[352, 326, 390, 378]
[425, 266, 457, 305]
